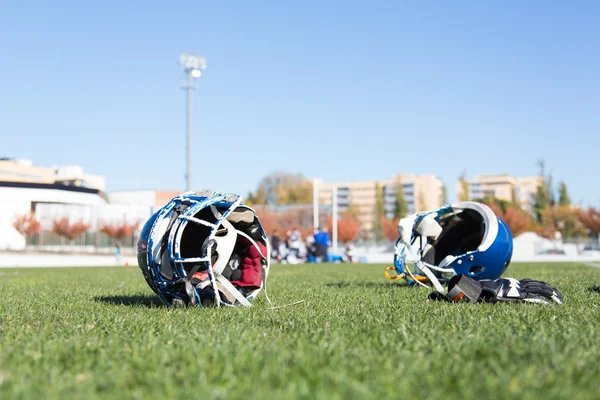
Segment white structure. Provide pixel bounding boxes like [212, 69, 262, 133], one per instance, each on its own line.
[0, 159, 162, 251]
[0, 183, 108, 250]
[0, 184, 156, 251]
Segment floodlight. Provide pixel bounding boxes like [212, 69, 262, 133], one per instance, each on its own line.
[179, 53, 207, 73]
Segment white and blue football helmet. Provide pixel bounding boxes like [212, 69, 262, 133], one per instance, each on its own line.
[137, 190, 271, 307]
[385, 202, 513, 292]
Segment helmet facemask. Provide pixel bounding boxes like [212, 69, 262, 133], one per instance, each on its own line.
[141, 191, 270, 307]
[388, 202, 512, 292]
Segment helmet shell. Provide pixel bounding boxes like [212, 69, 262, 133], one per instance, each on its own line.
[393, 201, 513, 284]
[136, 190, 270, 307]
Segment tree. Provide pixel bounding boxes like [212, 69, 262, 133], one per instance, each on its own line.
[457, 171, 469, 202]
[538, 206, 586, 239]
[576, 207, 600, 237]
[558, 181, 571, 207]
[441, 184, 448, 205]
[381, 217, 400, 241]
[328, 211, 361, 243]
[13, 212, 41, 243]
[502, 207, 532, 237]
[52, 218, 90, 244]
[254, 206, 314, 239]
[372, 182, 385, 240]
[393, 183, 407, 219]
[246, 172, 313, 206]
[531, 160, 551, 223]
[253, 207, 280, 237]
[511, 187, 518, 205]
[481, 198, 531, 237]
[478, 196, 511, 213]
[531, 183, 549, 223]
[246, 185, 268, 205]
[100, 220, 142, 249]
[547, 173, 556, 208]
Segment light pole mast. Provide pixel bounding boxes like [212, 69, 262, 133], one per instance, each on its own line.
[185, 72, 194, 192]
[179, 53, 207, 192]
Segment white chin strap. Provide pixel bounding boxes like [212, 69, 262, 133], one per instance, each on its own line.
[206, 205, 271, 308]
[207, 205, 254, 307]
[397, 213, 446, 293]
[403, 240, 446, 293]
[414, 214, 446, 292]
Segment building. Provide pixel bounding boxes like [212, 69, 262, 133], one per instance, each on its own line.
[458, 174, 542, 208]
[317, 174, 445, 233]
[0, 159, 108, 250]
[0, 158, 105, 191]
[0, 159, 155, 250]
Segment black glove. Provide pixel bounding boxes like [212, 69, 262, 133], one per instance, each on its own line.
[429, 274, 563, 305]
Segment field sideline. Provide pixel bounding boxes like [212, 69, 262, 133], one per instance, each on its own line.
[1, 263, 599, 399]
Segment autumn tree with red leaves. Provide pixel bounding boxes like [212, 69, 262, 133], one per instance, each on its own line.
[483, 200, 531, 237]
[327, 211, 361, 244]
[381, 217, 400, 241]
[501, 207, 533, 237]
[255, 208, 280, 237]
[246, 172, 313, 206]
[52, 218, 90, 244]
[576, 207, 600, 237]
[536, 206, 586, 239]
[13, 213, 42, 242]
[252, 206, 314, 239]
[100, 220, 142, 249]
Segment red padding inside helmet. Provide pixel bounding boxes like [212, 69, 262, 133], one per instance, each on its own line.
[230, 236, 265, 288]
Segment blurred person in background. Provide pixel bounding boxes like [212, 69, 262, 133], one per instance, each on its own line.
[285, 227, 304, 264]
[305, 233, 316, 262]
[114, 245, 122, 266]
[290, 227, 301, 243]
[314, 226, 331, 263]
[289, 226, 302, 253]
[343, 242, 356, 263]
[271, 229, 282, 262]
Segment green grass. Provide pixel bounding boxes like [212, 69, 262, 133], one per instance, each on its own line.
[1, 262, 600, 400]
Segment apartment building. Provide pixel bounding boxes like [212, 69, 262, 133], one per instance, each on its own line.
[317, 174, 444, 232]
[459, 174, 542, 208]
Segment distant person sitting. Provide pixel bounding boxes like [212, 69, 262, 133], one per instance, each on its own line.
[285, 227, 304, 264]
[313, 226, 331, 263]
[344, 242, 356, 263]
[114, 245, 122, 265]
[271, 229, 282, 261]
[290, 227, 301, 243]
[305, 234, 316, 262]
[289, 227, 302, 251]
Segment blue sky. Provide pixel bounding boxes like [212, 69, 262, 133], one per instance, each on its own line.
[1, 1, 598, 206]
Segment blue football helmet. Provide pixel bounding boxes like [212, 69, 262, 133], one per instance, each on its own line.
[137, 189, 271, 307]
[385, 202, 513, 292]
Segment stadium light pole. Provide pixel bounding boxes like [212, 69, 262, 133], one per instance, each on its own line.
[179, 53, 207, 192]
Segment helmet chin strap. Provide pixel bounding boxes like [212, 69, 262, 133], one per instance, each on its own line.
[205, 203, 264, 308]
[403, 239, 446, 293]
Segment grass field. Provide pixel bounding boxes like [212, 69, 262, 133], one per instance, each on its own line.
[1, 262, 599, 400]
